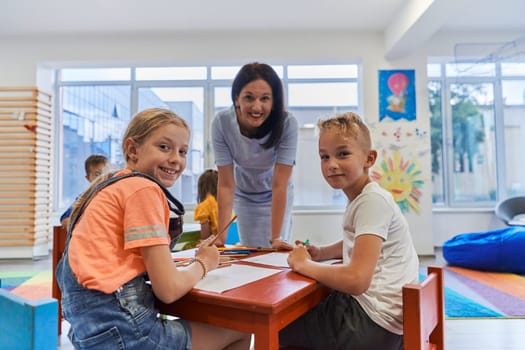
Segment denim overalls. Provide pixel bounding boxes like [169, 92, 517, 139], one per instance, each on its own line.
[56, 171, 191, 349]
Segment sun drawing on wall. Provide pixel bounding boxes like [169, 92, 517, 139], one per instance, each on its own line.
[371, 149, 424, 214]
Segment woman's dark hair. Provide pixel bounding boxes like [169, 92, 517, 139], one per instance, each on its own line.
[231, 62, 286, 149]
[197, 169, 218, 203]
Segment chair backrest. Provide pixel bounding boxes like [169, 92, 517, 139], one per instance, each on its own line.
[52, 225, 67, 335]
[495, 196, 525, 226]
[403, 266, 445, 350]
[225, 221, 240, 245]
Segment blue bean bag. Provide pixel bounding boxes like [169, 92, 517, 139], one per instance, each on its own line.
[443, 226, 525, 275]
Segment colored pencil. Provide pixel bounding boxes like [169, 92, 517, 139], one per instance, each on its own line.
[217, 263, 232, 269]
[207, 215, 237, 246]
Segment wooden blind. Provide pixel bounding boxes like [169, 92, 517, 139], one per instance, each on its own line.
[0, 87, 53, 249]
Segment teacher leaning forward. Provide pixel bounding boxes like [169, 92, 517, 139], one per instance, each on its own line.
[211, 62, 298, 250]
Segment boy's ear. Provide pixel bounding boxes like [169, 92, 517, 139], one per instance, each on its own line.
[365, 150, 377, 168]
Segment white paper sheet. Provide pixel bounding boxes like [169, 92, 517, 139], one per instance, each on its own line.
[321, 258, 343, 265]
[241, 252, 290, 267]
[241, 252, 342, 267]
[194, 264, 282, 293]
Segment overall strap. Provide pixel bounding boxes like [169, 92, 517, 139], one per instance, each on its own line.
[64, 170, 185, 249]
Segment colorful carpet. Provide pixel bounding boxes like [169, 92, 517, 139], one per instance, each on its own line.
[0, 270, 52, 300]
[2, 267, 525, 318]
[421, 266, 525, 318]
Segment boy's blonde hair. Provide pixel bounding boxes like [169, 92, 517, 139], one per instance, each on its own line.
[121, 108, 190, 162]
[317, 112, 372, 150]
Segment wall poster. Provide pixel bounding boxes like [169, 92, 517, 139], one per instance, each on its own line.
[378, 69, 416, 122]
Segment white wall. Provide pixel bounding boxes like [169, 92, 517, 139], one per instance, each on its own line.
[0, 29, 519, 257]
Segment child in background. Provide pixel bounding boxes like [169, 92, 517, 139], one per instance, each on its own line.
[194, 169, 219, 240]
[280, 112, 419, 350]
[56, 108, 250, 350]
[60, 154, 110, 229]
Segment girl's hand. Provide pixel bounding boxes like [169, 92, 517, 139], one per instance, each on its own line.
[212, 236, 225, 247]
[295, 240, 322, 261]
[195, 244, 219, 271]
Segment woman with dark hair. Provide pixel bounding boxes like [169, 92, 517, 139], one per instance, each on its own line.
[211, 62, 298, 249]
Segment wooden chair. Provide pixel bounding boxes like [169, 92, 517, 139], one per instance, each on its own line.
[403, 265, 445, 350]
[52, 225, 67, 335]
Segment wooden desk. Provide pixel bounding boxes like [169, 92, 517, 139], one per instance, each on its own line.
[156, 262, 331, 350]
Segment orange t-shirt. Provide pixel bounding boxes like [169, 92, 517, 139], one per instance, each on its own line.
[193, 194, 218, 236]
[68, 169, 170, 293]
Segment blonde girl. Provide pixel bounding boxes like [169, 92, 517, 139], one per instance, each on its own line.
[57, 108, 250, 350]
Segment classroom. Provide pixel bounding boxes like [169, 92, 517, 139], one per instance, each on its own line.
[1, 0, 524, 349]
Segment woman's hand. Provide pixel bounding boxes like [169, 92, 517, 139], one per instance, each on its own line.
[271, 238, 293, 250]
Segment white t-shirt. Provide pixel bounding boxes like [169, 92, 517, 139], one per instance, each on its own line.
[342, 181, 419, 335]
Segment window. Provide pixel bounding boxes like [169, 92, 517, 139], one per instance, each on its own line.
[286, 65, 359, 207]
[59, 84, 131, 206]
[428, 61, 525, 207]
[55, 64, 361, 213]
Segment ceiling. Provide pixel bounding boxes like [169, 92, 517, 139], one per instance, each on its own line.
[1, 0, 524, 58]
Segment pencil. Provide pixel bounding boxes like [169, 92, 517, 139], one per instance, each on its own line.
[218, 247, 276, 252]
[217, 263, 232, 269]
[207, 215, 237, 247]
[220, 250, 252, 255]
[219, 255, 237, 260]
[172, 257, 193, 262]
[219, 253, 249, 257]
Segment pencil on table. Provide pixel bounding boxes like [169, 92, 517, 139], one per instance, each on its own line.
[219, 253, 249, 257]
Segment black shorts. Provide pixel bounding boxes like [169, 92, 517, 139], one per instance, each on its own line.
[279, 291, 403, 350]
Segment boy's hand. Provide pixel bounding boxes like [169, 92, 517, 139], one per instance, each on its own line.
[295, 240, 322, 261]
[287, 245, 311, 271]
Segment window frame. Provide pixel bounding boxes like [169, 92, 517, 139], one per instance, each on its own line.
[54, 63, 362, 213]
[429, 59, 525, 208]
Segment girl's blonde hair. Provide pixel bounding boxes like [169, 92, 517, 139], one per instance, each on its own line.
[122, 108, 189, 162]
[197, 169, 218, 203]
[68, 108, 189, 231]
[317, 112, 372, 150]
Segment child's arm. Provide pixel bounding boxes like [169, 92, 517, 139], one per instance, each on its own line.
[141, 244, 219, 303]
[199, 221, 211, 240]
[294, 240, 343, 261]
[288, 234, 382, 296]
